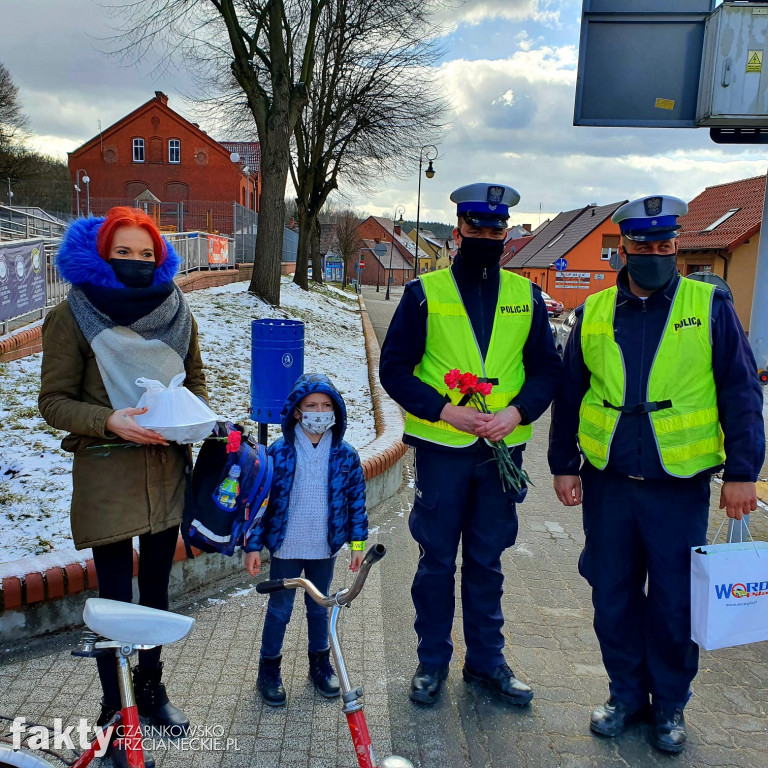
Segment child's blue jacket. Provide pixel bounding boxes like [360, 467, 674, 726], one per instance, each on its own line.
[243, 373, 368, 555]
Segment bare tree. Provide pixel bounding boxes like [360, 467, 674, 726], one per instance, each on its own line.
[289, 0, 446, 290]
[110, 0, 328, 307]
[332, 209, 363, 288]
[0, 63, 30, 190]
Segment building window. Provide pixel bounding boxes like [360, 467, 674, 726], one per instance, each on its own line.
[601, 234, 620, 260]
[132, 138, 145, 163]
[168, 139, 180, 164]
[702, 208, 739, 233]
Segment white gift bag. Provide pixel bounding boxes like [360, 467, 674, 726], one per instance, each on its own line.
[690, 521, 768, 650]
[133, 373, 219, 444]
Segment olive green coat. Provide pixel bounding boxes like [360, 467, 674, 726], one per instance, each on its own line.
[38, 301, 208, 549]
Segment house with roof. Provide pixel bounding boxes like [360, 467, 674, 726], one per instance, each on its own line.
[68, 92, 259, 233]
[406, 229, 454, 274]
[677, 175, 765, 332]
[355, 216, 414, 286]
[505, 201, 626, 307]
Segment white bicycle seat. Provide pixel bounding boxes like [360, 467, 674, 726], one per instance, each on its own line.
[83, 598, 195, 646]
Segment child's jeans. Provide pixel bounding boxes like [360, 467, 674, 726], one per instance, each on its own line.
[260, 556, 337, 658]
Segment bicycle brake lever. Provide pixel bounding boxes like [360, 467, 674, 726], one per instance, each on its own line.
[256, 578, 286, 594]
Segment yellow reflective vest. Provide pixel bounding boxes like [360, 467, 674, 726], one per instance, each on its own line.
[403, 268, 534, 448]
[578, 277, 725, 477]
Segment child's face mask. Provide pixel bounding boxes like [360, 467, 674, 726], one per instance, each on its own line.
[299, 409, 335, 435]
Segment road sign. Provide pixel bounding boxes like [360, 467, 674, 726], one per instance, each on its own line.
[554, 258, 568, 271]
[373, 243, 387, 257]
[358, 261, 365, 269]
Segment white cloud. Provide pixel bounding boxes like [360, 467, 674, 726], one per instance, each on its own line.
[443, 0, 562, 26]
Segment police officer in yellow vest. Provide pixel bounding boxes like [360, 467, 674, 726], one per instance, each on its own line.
[549, 195, 765, 753]
[380, 183, 562, 705]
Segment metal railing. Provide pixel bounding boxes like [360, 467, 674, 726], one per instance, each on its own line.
[0, 232, 236, 337]
[0, 205, 68, 242]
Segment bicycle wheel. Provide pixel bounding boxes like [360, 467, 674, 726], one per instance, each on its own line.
[0, 746, 53, 767]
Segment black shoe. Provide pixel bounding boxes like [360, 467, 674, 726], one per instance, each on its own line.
[258, 654, 287, 706]
[133, 662, 190, 737]
[590, 697, 649, 738]
[462, 663, 533, 706]
[651, 708, 687, 754]
[95, 699, 156, 768]
[308, 649, 341, 698]
[409, 663, 448, 705]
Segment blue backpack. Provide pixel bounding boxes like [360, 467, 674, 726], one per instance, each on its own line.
[183, 423, 273, 557]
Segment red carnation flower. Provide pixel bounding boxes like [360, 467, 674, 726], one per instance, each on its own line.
[458, 372, 479, 395]
[444, 369, 462, 390]
[476, 382, 493, 397]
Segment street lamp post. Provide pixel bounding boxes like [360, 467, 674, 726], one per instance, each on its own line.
[6, 178, 13, 206]
[75, 169, 90, 217]
[414, 145, 438, 277]
[386, 205, 406, 301]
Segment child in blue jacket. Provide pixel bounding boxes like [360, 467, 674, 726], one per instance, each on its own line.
[244, 373, 368, 706]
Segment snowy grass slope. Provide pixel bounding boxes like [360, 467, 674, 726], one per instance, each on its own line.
[0, 278, 375, 563]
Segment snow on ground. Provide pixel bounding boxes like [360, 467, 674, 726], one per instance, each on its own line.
[0, 278, 375, 563]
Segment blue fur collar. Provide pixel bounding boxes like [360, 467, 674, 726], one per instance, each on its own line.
[56, 216, 180, 288]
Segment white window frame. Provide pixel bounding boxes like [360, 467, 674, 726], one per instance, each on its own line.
[601, 247, 615, 261]
[168, 139, 180, 164]
[132, 138, 145, 163]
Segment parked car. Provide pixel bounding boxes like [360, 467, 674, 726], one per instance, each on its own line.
[549, 319, 556, 345]
[541, 291, 564, 318]
[555, 309, 578, 358]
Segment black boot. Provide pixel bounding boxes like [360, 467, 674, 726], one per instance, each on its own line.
[95, 699, 156, 768]
[308, 649, 341, 698]
[410, 663, 448, 705]
[651, 707, 687, 753]
[257, 655, 287, 706]
[132, 662, 190, 737]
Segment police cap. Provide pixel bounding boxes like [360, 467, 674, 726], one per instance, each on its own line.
[450, 183, 521, 229]
[612, 195, 688, 242]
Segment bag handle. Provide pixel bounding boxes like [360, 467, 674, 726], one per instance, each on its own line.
[711, 514, 760, 557]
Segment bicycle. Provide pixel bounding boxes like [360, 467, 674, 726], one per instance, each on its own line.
[255, 542, 413, 768]
[0, 599, 195, 768]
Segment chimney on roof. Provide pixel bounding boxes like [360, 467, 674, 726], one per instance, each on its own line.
[192, 122, 199, 128]
[522, 223, 532, 233]
[155, 91, 169, 105]
[394, 224, 402, 236]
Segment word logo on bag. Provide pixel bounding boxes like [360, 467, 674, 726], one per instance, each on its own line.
[715, 581, 768, 600]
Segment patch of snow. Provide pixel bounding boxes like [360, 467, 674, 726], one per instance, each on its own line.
[0, 278, 375, 563]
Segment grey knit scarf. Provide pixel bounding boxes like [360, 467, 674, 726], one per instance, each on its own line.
[67, 284, 192, 410]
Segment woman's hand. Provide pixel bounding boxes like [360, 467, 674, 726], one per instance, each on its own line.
[105, 407, 169, 445]
[245, 551, 261, 577]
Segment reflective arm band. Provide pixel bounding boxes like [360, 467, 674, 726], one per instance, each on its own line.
[350, 541, 366, 551]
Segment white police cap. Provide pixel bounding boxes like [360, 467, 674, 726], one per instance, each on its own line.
[450, 183, 521, 229]
[612, 195, 688, 242]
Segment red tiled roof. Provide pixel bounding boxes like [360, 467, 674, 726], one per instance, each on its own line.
[678, 175, 765, 253]
[500, 235, 533, 267]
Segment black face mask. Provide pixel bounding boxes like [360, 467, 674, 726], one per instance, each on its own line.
[459, 236, 504, 268]
[110, 258, 156, 288]
[625, 251, 678, 292]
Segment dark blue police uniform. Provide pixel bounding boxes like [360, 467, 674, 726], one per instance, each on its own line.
[549, 194, 765, 751]
[380, 183, 561, 702]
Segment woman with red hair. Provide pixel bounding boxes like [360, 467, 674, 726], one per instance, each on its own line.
[39, 207, 207, 768]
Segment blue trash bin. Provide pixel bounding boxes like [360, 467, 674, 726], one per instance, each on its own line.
[251, 319, 305, 425]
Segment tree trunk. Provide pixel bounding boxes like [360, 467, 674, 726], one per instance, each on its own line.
[311, 217, 323, 284]
[293, 203, 310, 290]
[248, 124, 291, 306]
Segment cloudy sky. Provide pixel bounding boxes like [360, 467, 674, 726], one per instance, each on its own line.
[3, 0, 765, 226]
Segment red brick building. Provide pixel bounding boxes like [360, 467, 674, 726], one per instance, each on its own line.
[355, 216, 414, 286]
[67, 92, 259, 233]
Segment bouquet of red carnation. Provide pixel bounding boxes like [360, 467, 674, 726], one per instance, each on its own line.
[444, 369, 531, 494]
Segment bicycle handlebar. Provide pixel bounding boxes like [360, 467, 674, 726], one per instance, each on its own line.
[254, 543, 386, 607]
[256, 579, 286, 594]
